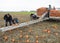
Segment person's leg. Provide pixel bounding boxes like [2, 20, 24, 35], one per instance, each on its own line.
[9, 20, 12, 26]
[12, 20, 15, 24]
[5, 20, 8, 26]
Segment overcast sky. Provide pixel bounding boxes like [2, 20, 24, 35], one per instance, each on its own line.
[0, 0, 60, 11]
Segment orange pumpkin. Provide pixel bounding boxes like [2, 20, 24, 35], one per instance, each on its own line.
[25, 35, 29, 38]
[37, 7, 47, 16]
[37, 7, 60, 17]
[28, 29, 33, 32]
[36, 36, 39, 39]
[26, 39, 30, 43]
[4, 36, 8, 41]
[47, 30, 51, 34]
[55, 33, 58, 36]
[36, 40, 39, 43]
[11, 38, 15, 42]
[43, 29, 48, 32]
[52, 25, 57, 29]
[19, 35, 23, 38]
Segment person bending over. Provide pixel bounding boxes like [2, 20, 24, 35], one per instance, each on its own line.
[30, 13, 39, 20]
[12, 18, 19, 24]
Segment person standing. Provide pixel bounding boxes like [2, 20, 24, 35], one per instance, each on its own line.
[4, 13, 12, 26]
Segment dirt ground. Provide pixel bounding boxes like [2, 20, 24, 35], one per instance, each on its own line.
[0, 12, 60, 43]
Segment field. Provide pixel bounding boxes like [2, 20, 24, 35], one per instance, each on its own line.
[0, 12, 60, 43]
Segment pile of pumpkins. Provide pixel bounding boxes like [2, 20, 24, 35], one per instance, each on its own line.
[37, 7, 60, 17]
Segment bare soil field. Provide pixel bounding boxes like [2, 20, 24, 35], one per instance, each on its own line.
[0, 12, 60, 43]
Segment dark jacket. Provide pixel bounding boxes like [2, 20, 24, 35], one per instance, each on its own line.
[4, 14, 12, 21]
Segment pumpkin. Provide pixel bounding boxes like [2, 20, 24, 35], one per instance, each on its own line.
[53, 25, 57, 29]
[43, 29, 48, 32]
[4, 36, 8, 41]
[36, 40, 39, 43]
[55, 33, 58, 36]
[11, 38, 15, 42]
[28, 29, 33, 32]
[47, 30, 51, 34]
[19, 35, 23, 38]
[26, 39, 30, 43]
[25, 35, 29, 38]
[36, 36, 39, 39]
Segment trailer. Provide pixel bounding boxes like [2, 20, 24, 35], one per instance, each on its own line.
[37, 7, 60, 20]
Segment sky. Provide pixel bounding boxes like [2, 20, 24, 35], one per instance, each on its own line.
[0, 0, 60, 11]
